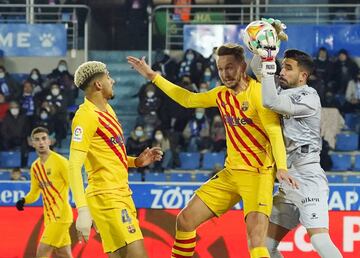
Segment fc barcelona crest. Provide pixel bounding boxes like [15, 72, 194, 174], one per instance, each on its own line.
[127, 225, 136, 233]
[241, 101, 249, 111]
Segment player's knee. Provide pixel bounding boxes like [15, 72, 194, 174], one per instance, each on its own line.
[176, 210, 196, 231]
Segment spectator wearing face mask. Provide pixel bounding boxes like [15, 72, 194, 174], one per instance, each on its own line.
[202, 66, 219, 89]
[45, 83, 68, 146]
[0, 65, 21, 101]
[183, 108, 211, 152]
[47, 60, 72, 83]
[137, 83, 162, 137]
[343, 71, 360, 113]
[126, 125, 152, 175]
[151, 129, 173, 172]
[20, 81, 35, 128]
[0, 101, 30, 165]
[210, 115, 226, 152]
[27, 68, 44, 95]
[126, 125, 151, 157]
[34, 101, 56, 138]
[178, 49, 205, 86]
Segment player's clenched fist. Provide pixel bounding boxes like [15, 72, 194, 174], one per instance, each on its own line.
[15, 197, 25, 211]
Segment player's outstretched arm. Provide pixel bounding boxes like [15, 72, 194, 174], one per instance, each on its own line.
[127, 56, 157, 81]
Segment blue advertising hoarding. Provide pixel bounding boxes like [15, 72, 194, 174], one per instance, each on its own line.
[0, 181, 359, 211]
[0, 24, 67, 56]
[184, 24, 360, 58]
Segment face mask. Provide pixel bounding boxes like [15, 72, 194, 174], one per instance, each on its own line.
[51, 88, 60, 96]
[199, 88, 207, 93]
[195, 112, 204, 120]
[186, 54, 194, 61]
[10, 108, 19, 116]
[135, 130, 143, 137]
[58, 64, 67, 72]
[40, 112, 48, 120]
[31, 73, 39, 80]
[204, 72, 211, 77]
[155, 134, 163, 141]
[146, 91, 155, 98]
[0, 72, 5, 79]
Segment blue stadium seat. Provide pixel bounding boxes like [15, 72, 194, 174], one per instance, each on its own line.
[345, 175, 360, 183]
[144, 172, 167, 182]
[169, 173, 192, 182]
[128, 172, 142, 182]
[335, 133, 359, 151]
[344, 113, 360, 130]
[354, 154, 360, 171]
[0, 171, 10, 180]
[327, 174, 344, 183]
[330, 153, 352, 171]
[194, 172, 211, 182]
[27, 151, 38, 167]
[0, 151, 21, 168]
[201, 152, 225, 170]
[179, 152, 201, 170]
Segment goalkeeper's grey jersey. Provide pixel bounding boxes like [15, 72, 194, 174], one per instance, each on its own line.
[261, 76, 322, 170]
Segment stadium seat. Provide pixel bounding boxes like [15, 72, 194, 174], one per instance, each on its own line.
[0, 151, 21, 168]
[169, 173, 192, 182]
[144, 172, 167, 182]
[128, 172, 142, 182]
[201, 152, 225, 170]
[335, 133, 359, 151]
[27, 151, 38, 167]
[345, 175, 360, 183]
[353, 154, 360, 171]
[326, 174, 344, 183]
[194, 172, 211, 182]
[0, 171, 10, 180]
[179, 152, 201, 170]
[330, 153, 352, 171]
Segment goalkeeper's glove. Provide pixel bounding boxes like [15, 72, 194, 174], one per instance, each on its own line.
[15, 198, 25, 211]
[250, 55, 277, 80]
[76, 206, 93, 242]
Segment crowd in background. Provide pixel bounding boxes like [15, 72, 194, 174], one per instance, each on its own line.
[0, 60, 77, 166]
[1, 46, 359, 172]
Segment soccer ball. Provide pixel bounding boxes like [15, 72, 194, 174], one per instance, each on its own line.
[242, 20, 278, 54]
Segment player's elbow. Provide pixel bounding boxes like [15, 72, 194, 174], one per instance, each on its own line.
[262, 98, 275, 109]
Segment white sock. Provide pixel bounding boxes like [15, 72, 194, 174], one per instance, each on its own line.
[266, 237, 284, 258]
[310, 233, 343, 258]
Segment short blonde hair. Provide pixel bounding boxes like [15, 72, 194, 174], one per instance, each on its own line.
[74, 61, 107, 89]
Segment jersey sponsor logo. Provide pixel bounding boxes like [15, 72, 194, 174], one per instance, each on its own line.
[223, 114, 253, 127]
[72, 126, 83, 142]
[110, 134, 124, 146]
[301, 197, 320, 205]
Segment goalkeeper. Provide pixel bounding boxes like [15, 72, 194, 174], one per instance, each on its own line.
[251, 18, 343, 258]
[69, 61, 163, 257]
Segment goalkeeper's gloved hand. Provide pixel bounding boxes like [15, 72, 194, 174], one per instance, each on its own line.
[15, 198, 25, 211]
[76, 206, 93, 243]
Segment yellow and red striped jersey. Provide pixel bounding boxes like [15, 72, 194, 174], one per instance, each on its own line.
[70, 98, 133, 198]
[153, 74, 287, 172]
[25, 151, 72, 224]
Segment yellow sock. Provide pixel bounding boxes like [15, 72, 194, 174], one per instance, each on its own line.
[171, 230, 196, 258]
[250, 246, 270, 258]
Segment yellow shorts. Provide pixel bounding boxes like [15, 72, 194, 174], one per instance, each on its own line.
[196, 167, 275, 217]
[40, 222, 71, 248]
[87, 193, 143, 253]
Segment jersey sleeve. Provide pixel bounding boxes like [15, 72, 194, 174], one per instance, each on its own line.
[24, 165, 41, 204]
[59, 157, 70, 185]
[262, 76, 317, 118]
[153, 74, 220, 108]
[128, 156, 137, 167]
[70, 110, 97, 152]
[253, 82, 287, 170]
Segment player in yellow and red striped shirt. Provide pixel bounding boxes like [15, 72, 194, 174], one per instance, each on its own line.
[69, 61, 163, 257]
[128, 44, 298, 258]
[16, 127, 73, 257]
